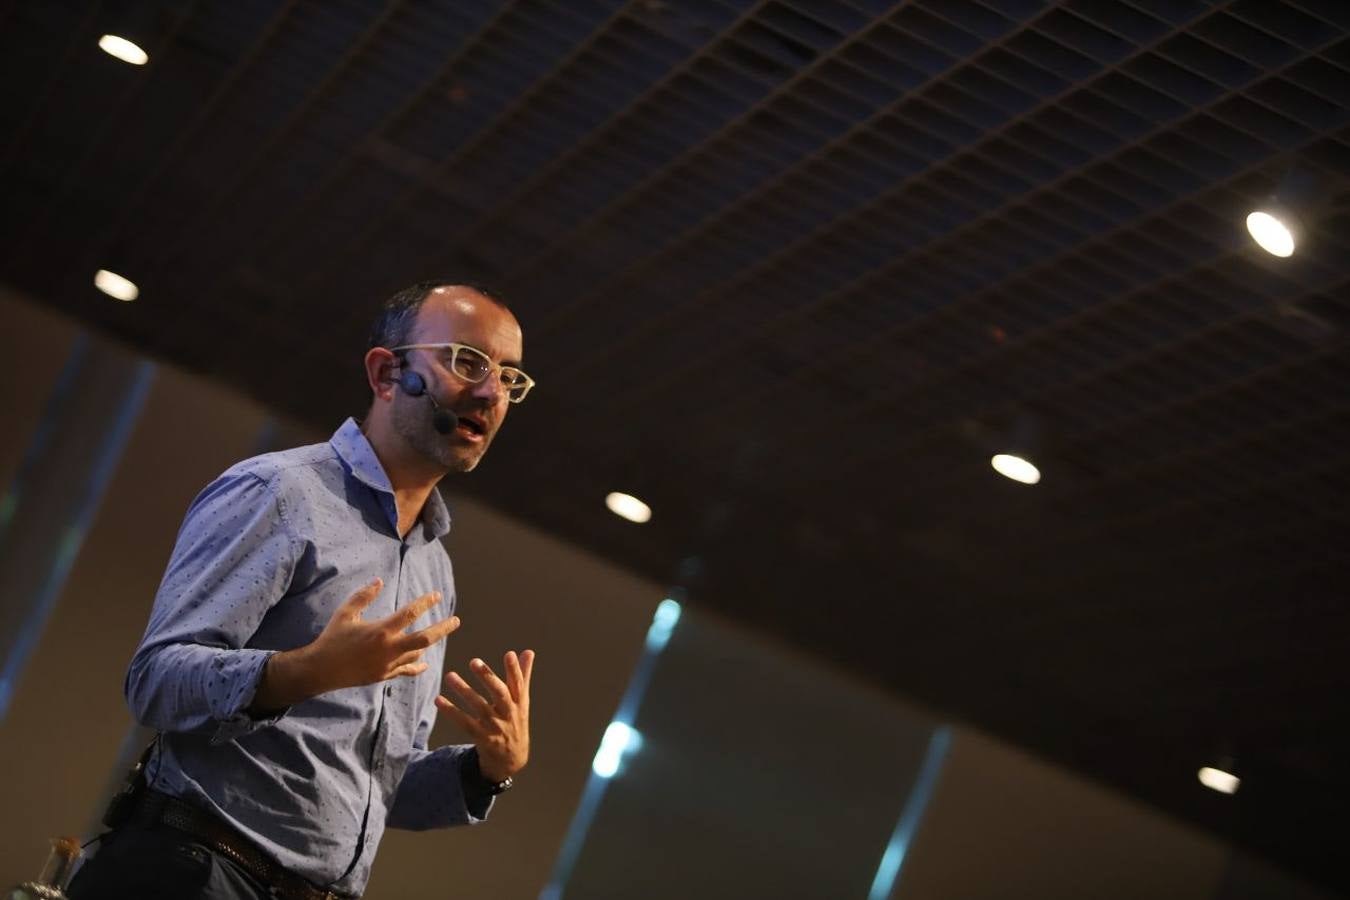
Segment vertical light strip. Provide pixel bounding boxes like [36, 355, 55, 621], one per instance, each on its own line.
[0, 335, 90, 537]
[867, 726, 953, 900]
[539, 598, 682, 900]
[0, 354, 155, 719]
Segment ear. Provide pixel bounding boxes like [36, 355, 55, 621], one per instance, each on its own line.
[364, 347, 399, 402]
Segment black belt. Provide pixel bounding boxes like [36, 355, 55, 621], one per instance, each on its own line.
[129, 789, 357, 900]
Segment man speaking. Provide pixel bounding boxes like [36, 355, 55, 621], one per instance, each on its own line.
[70, 283, 537, 899]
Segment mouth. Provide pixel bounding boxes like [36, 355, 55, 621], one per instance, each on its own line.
[454, 414, 487, 443]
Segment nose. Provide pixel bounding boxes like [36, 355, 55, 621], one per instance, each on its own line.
[471, 372, 505, 404]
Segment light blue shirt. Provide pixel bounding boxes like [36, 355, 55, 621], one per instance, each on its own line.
[125, 418, 487, 895]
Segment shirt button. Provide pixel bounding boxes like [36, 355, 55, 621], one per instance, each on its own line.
[385, 686, 393, 697]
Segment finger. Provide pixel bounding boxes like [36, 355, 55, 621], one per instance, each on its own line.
[389, 661, 429, 679]
[521, 649, 535, 691]
[443, 670, 496, 719]
[434, 695, 484, 737]
[393, 614, 460, 653]
[514, 650, 533, 716]
[380, 591, 442, 631]
[342, 578, 384, 618]
[389, 648, 425, 670]
[470, 658, 513, 710]
[504, 651, 524, 705]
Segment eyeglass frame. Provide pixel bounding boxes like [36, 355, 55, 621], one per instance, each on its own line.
[388, 342, 536, 403]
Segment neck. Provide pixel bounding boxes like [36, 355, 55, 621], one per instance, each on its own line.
[360, 416, 448, 538]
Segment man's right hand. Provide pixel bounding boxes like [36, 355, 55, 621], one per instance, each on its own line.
[252, 578, 460, 712]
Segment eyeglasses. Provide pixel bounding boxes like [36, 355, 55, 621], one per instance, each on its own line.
[390, 342, 536, 403]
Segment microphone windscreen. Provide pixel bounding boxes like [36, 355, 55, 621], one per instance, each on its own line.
[432, 409, 458, 435]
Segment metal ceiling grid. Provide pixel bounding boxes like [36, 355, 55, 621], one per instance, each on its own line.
[510, 13, 1269, 407]
[245, 4, 671, 331]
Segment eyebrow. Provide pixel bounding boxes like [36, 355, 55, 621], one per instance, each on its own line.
[455, 342, 522, 369]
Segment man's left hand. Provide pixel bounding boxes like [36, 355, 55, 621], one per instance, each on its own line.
[437, 649, 534, 783]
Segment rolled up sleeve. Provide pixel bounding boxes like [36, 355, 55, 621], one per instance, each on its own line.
[125, 470, 299, 743]
[387, 695, 491, 830]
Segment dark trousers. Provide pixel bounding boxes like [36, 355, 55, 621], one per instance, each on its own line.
[67, 824, 272, 900]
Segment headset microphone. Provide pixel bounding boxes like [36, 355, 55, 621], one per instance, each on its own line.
[398, 370, 459, 435]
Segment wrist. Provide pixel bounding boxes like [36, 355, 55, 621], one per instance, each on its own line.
[468, 749, 514, 793]
[253, 645, 324, 712]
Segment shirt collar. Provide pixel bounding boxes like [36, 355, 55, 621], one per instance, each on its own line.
[330, 417, 453, 541]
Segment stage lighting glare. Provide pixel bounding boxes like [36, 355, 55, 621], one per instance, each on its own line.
[94, 269, 139, 301]
[645, 598, 681, 652]
[1198, 766, 1240, 794]
[1246, 210, 1296, 257]
[98, 34, 148, 66]
[605, 491, 651, 523]
[592, 722, 642, 779]
[991, 454, 1040, 485]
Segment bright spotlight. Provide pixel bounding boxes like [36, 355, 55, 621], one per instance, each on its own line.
[1198, 766, 1240, 795]
[605, 491, 651, 523]
[94, 269, 139, 301]
[991, 453, 1040, 485]
[1246, 210, 1296, 257]
[98, 35, 148, 66]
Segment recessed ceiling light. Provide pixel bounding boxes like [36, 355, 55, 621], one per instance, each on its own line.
[991, 453, 1040, 485]
[605, 491, 651, 523]
[94, 269, 139, 302]
[98, 34, 148, 66]
[1245, 209, 1297, 257]
[1198, 766, 1239, 795]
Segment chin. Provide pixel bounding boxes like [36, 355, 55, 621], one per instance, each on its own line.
[448, 454, 481, 473]
[443, 444, 488, 473]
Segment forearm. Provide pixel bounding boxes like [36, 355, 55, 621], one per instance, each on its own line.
[125, 641, 276, 734]
[249, 644, 326, 714]
[387, 744, 491, 830]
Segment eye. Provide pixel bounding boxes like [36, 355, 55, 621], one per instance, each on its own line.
[451, 347, 491, 380]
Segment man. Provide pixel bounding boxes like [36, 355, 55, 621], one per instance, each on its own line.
[69, 283, 537, 900]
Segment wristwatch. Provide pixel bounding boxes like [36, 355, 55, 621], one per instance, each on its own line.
[465, 749, 513, 796]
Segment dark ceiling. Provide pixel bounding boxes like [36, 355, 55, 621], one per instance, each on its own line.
[4, 0, 1350, 892]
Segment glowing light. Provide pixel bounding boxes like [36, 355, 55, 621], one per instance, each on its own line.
[605, 491, 651, 523]
[1198, 766, 1239, 794]
[98, 35, 148, 66]
[592, 722, 642, 778]
[94, 269, 139, 302]
[867, 726, 953, 899]
[991, 453, 1040, 485]
[645, 598, 681, 652]
[1246, 210, 1295, 257]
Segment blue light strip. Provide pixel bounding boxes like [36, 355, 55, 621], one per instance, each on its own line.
[539, 598, 681, 900]
[0, 334, 90, 538]
[867, 725, 953, 900]
[0, 355, 156, 720]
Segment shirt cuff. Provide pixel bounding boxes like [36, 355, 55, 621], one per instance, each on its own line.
[459, 748, 500, 820]
[388, 745, 493, 829]
[209, 649, 289, 745]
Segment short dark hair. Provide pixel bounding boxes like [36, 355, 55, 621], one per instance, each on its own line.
[367, 281, 510, 351]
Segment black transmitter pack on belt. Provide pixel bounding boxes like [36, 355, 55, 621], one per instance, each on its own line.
[101, 738, 158, 829]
